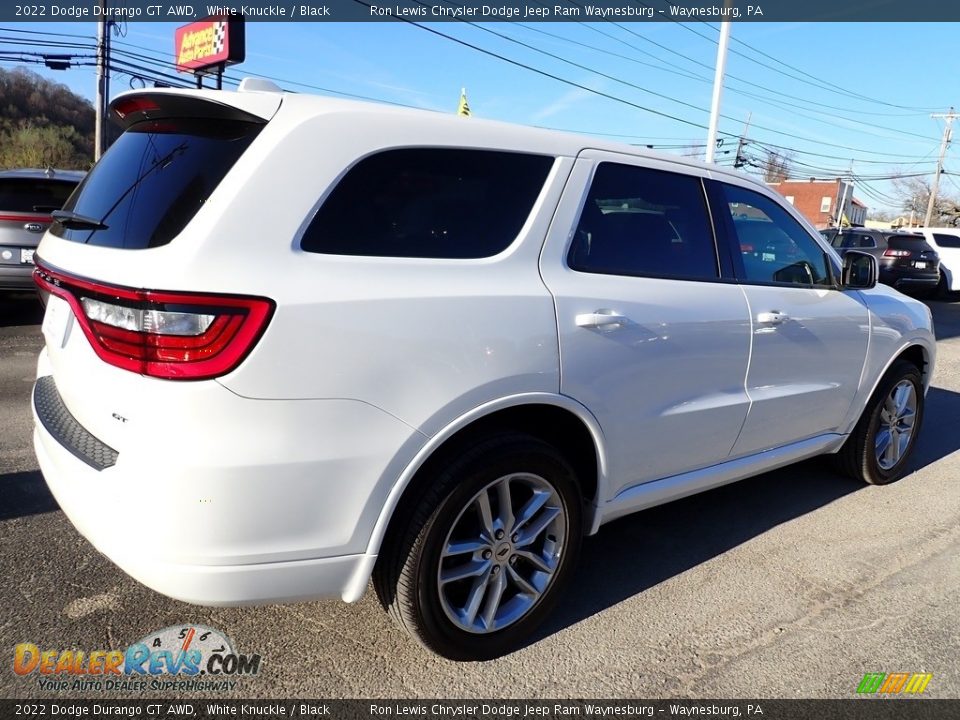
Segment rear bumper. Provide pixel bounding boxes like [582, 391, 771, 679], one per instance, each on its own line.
[35, 424, 374, 605]
[879, 266, 939, 292]
[31, 367, 423, 606]
[0, 264, 35, 291]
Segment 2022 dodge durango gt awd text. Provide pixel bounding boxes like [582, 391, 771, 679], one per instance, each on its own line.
[31, 82, 936, 660]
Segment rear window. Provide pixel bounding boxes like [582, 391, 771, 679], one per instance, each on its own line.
[0, 179, 77, 214]
[300, 149, 554, 259]
[885, 233, 932, 251]
[50, 118, 261, 249]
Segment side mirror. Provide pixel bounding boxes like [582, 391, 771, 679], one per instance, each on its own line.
[842, 250, 877, 290]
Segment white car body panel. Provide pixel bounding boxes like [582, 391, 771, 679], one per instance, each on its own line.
[914, 227, 960, 291]
[539, 154, 752, 497]
[31, 86, 937, 607]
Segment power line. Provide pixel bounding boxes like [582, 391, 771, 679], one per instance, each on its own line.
[507, 21, 936, 142]
[396, 10, 938, 159]
[642, 0, 939, 114]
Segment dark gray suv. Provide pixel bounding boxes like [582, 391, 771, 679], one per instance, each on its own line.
[0, 168, 84, 292]
[820, 227, 940, 296]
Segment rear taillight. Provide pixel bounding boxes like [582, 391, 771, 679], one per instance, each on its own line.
[33, 260, 273, 380]
[0, 213, 52, 223]
[884, 249, 912, 258]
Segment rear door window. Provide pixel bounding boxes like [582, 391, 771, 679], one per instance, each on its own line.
[50, 119, 262, 249]
[833, 232, 876, 249]
[567, 162, 719, 280]
[301, 149, 553, 259]
[0, 179, 77, 214]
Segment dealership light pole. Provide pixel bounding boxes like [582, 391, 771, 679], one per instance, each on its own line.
[705, 19, 731, 164]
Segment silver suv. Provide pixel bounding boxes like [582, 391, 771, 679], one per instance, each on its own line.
[0, 168, 83, 292]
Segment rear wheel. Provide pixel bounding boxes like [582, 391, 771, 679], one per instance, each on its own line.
[373, 434, 583, 660]
[836, 360, 924, 485]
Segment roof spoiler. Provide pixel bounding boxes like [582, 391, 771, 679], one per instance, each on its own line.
[108, 91, 277, 131]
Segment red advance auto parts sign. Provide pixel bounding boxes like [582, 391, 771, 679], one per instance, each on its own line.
[175, 17, 245, 73]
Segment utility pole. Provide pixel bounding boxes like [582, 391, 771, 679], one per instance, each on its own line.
[924, 108, 957, 227]
[705, 18, 731, 164]
[94, 0, 111, 161]
[733, 112, 752, 169]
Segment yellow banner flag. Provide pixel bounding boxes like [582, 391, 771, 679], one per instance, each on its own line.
[457, 88, 471, 117]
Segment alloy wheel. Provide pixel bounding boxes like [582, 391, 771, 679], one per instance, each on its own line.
[437, 472, 567, 634]
[875, 379, 917, 471]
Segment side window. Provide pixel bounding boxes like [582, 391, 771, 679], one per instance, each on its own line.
[568, 163, 718, 280]
[834, 232, 876, 249]
[300, 149, 553, 259]
[719, 184, 833, 287]
[934, 233, 960, 248]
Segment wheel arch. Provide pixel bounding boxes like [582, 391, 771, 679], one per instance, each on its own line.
[855, 341, 933, 422]
[364, 394, 609, 563]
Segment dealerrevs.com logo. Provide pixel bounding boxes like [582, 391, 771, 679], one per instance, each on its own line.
[13, 625, 262, 692]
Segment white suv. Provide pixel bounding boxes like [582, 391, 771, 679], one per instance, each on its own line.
[912, 227, 960, 297]
[32, 83, 935, 660]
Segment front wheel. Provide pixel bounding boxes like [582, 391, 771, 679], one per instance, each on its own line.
[836, 360, 924, 485]
[373, 434, 583, 660]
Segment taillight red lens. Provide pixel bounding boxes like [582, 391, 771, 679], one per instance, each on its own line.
[112, 97, 160, 119]
[33, 259, 274, 380]
[884, 249, 912, 258]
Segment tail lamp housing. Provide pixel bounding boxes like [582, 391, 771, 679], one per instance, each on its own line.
[33, 259, 274, 381]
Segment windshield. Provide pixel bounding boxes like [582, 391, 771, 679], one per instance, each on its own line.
[50, 118, 261, 249]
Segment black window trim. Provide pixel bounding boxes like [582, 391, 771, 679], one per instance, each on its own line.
[564, 161, 731, 284]
[707, 178, 843, 291]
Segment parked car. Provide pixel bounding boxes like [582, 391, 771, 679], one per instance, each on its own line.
[820, 227, 940, 296]
[32, 83, 936, 660]
[0, 168, 84, 292]
[909, 227, 960, 297]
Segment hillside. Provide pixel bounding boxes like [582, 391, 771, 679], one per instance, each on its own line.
[0, 67, 95, 170]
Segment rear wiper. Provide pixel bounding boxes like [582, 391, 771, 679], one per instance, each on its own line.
[52, 210, 108, 230]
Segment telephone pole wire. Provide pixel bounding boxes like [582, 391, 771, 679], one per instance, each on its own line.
[924, 108, 957, 227]
[94, 0, 112, 161]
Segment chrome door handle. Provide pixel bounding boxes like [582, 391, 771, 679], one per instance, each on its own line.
[575, 311, 627, 330]
[756, 311, 788, 325]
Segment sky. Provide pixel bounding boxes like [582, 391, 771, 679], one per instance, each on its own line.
[2, 18, 959, 214]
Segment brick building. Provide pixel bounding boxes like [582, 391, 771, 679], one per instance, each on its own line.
[766, 178, 867, 229]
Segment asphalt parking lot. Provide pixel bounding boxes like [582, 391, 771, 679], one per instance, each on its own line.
[2, 292, 959, 700]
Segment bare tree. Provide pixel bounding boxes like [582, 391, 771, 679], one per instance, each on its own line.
[867, 209, 894, 222]
[762, 149, 793, 182]
[680, 141, 705, 161]
[890, 174, 959, 227]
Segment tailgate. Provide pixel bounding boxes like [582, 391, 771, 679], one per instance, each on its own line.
[33, 89, 279, 452]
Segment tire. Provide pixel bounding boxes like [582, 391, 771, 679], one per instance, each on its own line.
[373, 433, 583, 660]
[835, 360, 924, 485]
